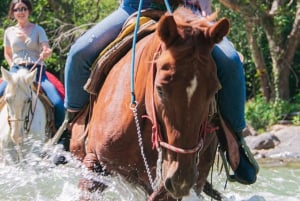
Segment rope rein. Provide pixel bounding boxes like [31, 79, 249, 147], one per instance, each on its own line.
[130, 0, 173, 192]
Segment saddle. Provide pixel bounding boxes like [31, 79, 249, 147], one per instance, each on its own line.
[84, 9, 163, 95]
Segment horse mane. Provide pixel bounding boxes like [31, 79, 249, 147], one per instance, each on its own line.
[156, 7, 219, 63]
[173, 7, 218, 31]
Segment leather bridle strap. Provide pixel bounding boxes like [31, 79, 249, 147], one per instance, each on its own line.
[143, 45, 205, 154]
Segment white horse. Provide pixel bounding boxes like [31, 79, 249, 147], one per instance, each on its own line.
[0, 67, 48, 164]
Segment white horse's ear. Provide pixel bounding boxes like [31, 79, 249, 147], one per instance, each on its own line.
[1, 67, 13, 83]
[25, 69, 37, 84]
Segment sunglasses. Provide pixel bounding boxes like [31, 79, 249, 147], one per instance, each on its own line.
[13, 7, 28, 13]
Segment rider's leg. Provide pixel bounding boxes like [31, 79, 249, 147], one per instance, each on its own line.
[39, 72, 65, 130]
[64, 3, 148, 114]
[212, 37, 258, 184]
[0, 82, 7, 97]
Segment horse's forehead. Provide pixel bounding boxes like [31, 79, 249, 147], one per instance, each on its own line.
[6, 76, 29, 96]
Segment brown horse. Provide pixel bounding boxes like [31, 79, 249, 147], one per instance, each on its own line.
[75, 7, 230, 201]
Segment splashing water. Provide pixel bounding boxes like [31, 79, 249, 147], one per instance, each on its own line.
[0, 146, 299, 201]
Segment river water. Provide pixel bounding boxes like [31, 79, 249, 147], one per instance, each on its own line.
[0, 148, 299, 201]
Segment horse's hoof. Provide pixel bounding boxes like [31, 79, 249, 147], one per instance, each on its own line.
[53, 155, 68, 165]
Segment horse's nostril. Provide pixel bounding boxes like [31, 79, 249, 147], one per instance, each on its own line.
[164, 177, 174, 193]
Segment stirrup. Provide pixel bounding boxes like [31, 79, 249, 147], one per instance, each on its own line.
[50, 119, 69, 145]
[218, 146, 236, 182]
[50, 111, 78, 146]
[238, 137, 260, 174]
[218, 139, 259, 184]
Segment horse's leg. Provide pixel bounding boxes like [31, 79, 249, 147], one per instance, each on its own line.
[70, 108, 89, 161]
[202, 181, 223, 201]
[79, 152, 108, 200]
[194, 135, 219, 197]
[15, 144, 24, 162]
[148, 184, 180, 201]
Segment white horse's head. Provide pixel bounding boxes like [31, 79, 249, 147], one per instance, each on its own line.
[1, 67, 37, 145]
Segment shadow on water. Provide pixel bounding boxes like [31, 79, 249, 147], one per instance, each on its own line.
[0, 147, 299, 201]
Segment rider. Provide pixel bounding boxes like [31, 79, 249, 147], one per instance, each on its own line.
[1, 0, 65, 130]
[60, 0, 258, 184]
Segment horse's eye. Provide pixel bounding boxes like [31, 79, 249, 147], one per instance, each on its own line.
[5, 97, 11, 103]
[26, 98, 31, 103]
[161, 64, 170, 71]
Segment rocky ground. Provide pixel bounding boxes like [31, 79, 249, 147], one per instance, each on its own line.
[244, 124, 300, 166]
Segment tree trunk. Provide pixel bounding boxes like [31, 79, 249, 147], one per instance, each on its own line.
[218, 0, 300, 101]
[244, 19, 273, 101]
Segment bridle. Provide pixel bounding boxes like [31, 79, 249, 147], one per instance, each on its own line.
[7, 87, 35, 135]
[130, 44, 218, 191]
[143, 45, 215, 155]
[6, 61, 43, 137]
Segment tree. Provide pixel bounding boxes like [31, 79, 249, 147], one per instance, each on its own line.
[32, 0, 118, 80]
[218, 0, 300, 101]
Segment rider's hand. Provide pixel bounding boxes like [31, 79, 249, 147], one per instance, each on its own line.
[40, 47, 52, 60]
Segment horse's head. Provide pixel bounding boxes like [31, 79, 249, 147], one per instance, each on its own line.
[1, 67, 37, 145]
[147, 7, 229, 198]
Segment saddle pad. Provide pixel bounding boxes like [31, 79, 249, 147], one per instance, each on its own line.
[46, 71, 65, 101]
[84, 12, 159, 95]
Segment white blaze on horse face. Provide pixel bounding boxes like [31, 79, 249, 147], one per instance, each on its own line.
[186, 76, 198, 107]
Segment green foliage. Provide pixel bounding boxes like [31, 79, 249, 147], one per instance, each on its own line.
[0, 0, 118, 75]
[245, 93, 300, 131]
[273, 1, 296, 44]
[292, 114, 300, 125]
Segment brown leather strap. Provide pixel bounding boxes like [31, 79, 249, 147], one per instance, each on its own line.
[218, 113, 240, 171]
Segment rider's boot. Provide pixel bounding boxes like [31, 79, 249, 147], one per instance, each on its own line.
[57, 111, 78, 151]
[231, 128, 259, 185]
[53, 111, 78, 165]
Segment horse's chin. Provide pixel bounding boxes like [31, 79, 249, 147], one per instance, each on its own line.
[161, 161, 195, 198]
[164, 177, 191, 199]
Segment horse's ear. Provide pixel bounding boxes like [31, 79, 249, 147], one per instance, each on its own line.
[207, 18, 230, 44]
[25, 69, 37, 84]
[157, 14, 179, 47]
[1, 67, 13, 83]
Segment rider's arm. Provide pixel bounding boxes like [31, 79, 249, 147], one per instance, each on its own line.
[4, 45, 13, 67]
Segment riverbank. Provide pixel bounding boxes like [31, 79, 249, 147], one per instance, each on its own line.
[245, 124, 300, 166]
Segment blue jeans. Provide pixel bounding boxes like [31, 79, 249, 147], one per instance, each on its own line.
[65, 2, 246, 133]
[212, 38, 246, 133]
[0, 65, 65, 129]
[64, 1, 151, 110]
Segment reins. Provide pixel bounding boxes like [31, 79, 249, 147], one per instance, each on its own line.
[129, 0, 174, 192]
[27, 59, 44, 132]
